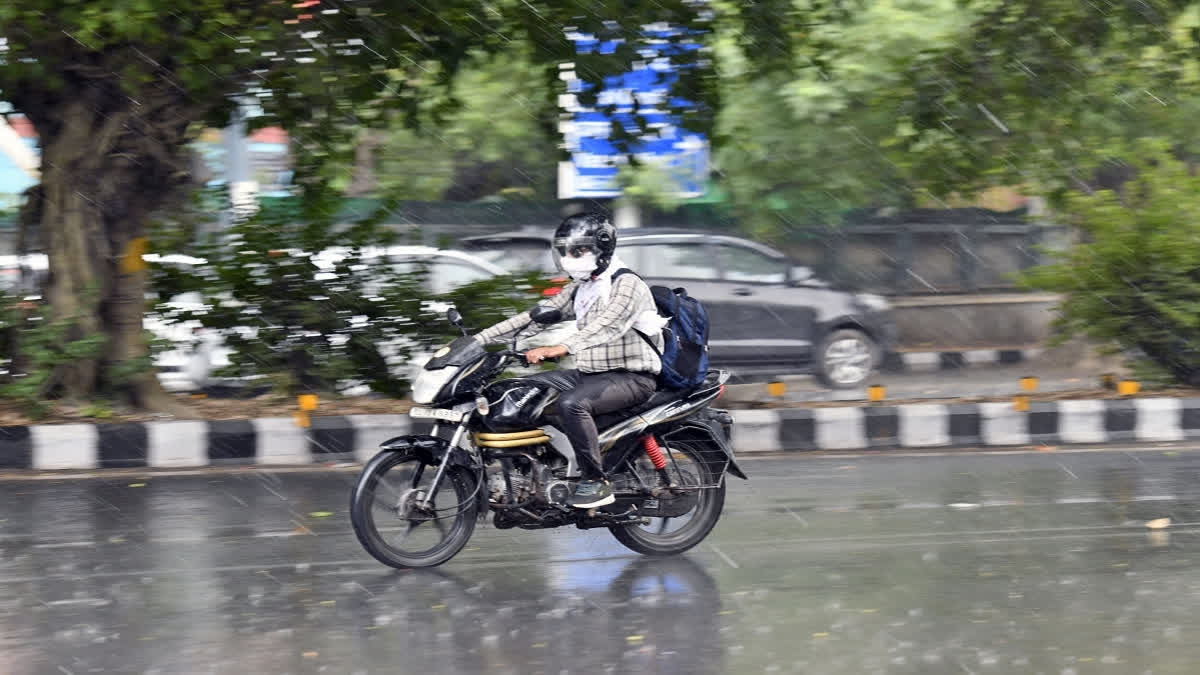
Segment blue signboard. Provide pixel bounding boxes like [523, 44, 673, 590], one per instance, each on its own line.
[558, 24, 709, 199]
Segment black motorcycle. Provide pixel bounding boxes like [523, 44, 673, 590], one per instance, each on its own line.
[350, 306, 747, 568]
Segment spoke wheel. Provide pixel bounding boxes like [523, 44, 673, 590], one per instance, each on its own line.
[610, 441, 726, 557]
[351, 451, 478, 569]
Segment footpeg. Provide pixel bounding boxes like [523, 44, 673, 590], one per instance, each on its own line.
[574, 506, 646, 529]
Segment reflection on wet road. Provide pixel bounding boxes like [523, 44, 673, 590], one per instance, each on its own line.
[3, 449, 1200, 673]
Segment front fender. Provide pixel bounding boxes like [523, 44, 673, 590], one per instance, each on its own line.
[377, 434, 477, 470]
[358, 435, 484, 516]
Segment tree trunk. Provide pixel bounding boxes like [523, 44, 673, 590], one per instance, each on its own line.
[345, 130, 382, 197]
[21, 73, 199, 414]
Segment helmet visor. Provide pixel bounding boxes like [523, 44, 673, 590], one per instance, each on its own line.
[551, 235, 600, 272]
[552, 235, 599, 259]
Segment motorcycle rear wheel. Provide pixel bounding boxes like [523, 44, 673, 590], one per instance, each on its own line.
[610, 440, 726, 556]
[351, 450, 478, 569]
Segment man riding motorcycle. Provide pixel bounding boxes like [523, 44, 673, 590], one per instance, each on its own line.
[473, 212, 667, 508]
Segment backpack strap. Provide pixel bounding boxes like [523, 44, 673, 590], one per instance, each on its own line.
[632, 324, 662, 356]
[611, 268, 663, 356]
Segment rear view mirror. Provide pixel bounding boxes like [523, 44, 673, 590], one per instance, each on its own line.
[790, 266, 814, 285]
[446, 307, 468, 336]
[529, 305, 563, 325]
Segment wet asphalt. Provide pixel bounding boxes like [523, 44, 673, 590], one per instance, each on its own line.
[3, 448, 1200, 674]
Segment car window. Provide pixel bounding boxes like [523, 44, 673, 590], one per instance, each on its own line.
[719, 245, 788, 284]
[629, 243, 718, 281]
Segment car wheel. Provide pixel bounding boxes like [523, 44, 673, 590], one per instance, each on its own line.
[816, 328, 876, 389]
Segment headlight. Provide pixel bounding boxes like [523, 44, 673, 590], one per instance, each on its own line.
[855, 293, 891, 312]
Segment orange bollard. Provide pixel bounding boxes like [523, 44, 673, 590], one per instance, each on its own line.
[1117, 380, 1140, 396]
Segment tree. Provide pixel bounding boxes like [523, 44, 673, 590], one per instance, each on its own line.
[368, 44, 559, 202]
[0, 1, 714, 410]
[1023, 141, 1200, 384]
[710, 0, 1200, 237]
[710, 0, 972, 235]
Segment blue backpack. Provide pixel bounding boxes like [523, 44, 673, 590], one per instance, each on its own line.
[613, 269, 710, 390]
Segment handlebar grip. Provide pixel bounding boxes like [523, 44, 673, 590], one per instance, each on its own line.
[501, 350, 559, 366]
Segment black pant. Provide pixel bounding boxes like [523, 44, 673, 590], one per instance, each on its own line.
[526, 369, 657, 480]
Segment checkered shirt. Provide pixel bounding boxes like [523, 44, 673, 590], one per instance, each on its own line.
[474, 273, 662, 375]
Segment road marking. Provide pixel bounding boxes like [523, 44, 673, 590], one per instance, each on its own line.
[33, 541, 95, 549]
[44, 598, 111, 607]
[707, 543, 740, 569]
[1057, 462, 1080, 480]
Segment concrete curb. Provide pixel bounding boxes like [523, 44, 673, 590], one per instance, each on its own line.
[880, 348, 1041, 373]
[1, 396, 1195, 470]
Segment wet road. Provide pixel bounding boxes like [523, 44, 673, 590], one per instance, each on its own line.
[3, 449, 1200, 674]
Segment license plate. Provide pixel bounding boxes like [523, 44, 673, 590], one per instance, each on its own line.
[410, 407, 465, 422]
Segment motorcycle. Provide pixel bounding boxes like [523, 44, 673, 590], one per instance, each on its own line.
[350, 306, 748, 568]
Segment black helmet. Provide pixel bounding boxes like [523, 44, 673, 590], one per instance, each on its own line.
[552, 211, 617, 280]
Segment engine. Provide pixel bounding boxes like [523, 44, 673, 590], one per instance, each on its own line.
[487, 470, 533, 504]
[485, 458, 573, 506]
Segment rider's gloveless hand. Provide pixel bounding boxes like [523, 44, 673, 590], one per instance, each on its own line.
[525, 345, 569, 364]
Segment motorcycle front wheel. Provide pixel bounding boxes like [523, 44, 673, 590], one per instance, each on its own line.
[610, 440, 726, 556]
[350, 450, 478, 569]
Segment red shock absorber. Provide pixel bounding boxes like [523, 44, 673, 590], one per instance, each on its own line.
[641, 435, 667, 470]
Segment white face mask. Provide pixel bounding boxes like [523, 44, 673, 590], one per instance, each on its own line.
[560, 253, 597, 281]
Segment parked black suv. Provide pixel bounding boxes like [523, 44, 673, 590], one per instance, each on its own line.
[459, 228, 896, 388]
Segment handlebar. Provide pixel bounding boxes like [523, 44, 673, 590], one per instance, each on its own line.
[498, 350, 560, 367]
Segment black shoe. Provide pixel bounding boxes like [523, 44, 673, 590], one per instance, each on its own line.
[569, 479, 615, 509]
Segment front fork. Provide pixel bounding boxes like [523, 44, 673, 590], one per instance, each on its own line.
[420, 422, 469, 509]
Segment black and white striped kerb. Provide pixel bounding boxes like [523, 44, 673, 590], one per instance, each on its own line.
[1, 414, 413, 471]
[4, 397, 1199, 471]
[732, 397, 1200, 453]
[881, 348, 1040, 373]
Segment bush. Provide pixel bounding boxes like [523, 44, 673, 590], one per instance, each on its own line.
[149, 197, 555, 397]
[0, 292, 108, 417]
[1023, 141, 1200, 385]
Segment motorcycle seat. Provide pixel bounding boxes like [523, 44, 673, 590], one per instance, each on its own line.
[593, 370, 723, 430]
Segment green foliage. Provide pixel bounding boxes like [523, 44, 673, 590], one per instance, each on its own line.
[78, 401, 115, 420]
[0, 295, 107, 417]
[148, 196, 553, 397]
[421, 272, 559, 350]
[711, 0, 1200, 238]
[150, 198, 423, 396]
[1, 0, 716, 407]
[1023, 142, 1200, 384]
[372, 45, 560, 201]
